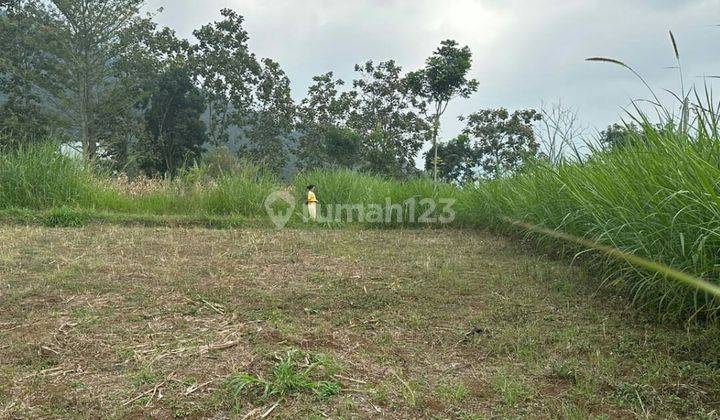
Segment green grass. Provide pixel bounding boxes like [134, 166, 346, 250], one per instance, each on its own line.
[226, 348, 341, 408]
[0, 143, 99, 209]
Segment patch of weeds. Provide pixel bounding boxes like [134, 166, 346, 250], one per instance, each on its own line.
[391, 371, 420, 407]
[43, 207, 92, 227]
[696, 407, 720, 420]
[550, 361, 578, 384]
[180, 302, 200, 316]
[492, 373, 531, 406]
[309, 274, 335, 285]
[436, 382, 471, 404]
[11, 343, 59, 368]
[337, 395, 357, 412]
[114, 347, 134, 363]
[226, 348, 341, 409]
[173, 408, 191, 418]
[130, 365, 158, 387]
[70, 305, 100, 326]
[613, 382, 659, 411]
[69, 380, 86, 390]
[371, 380, 392, 407]
[266, 308, 288, 325]
[556, 401, 588, 419]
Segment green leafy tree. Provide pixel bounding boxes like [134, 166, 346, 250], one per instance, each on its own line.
[349, 60, 429, 177]
[407, 39, 478, 182]
[424, 134, 477, 184]
[598, 122, 642, 150]
[244, 58, 295, 174]
[140, 65, 207, 176]
[1, 0, 150, 159]
[191, 8, 260, 146]
[296, 72, 355, 169]
[104, 22, 192, 170]
[323, 126, 362, 168]
[0, 1, 57, 146]
[462, 108, 541, 179]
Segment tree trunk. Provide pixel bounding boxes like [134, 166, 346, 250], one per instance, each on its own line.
[80, 41, 95, 161]
[432, 112, 440, 183]
[80, 98, 96, 160]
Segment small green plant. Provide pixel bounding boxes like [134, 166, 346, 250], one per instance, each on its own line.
[613, 382, 658, 411]
[436, 382, 471, 403]
[550, 361, 578, 384]
[492, 374, 530, 406]
[42, 207, 92, 227]
[226, 349, 341, 407]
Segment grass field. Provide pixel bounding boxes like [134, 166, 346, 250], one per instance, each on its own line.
[2, 226, 719, 418]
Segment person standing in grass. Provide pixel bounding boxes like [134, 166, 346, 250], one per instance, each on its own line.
[307, 185, 318, 222]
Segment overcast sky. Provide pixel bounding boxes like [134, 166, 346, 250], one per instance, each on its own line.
[144, 0, 720, 147]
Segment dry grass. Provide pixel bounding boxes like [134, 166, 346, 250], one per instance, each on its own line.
[1, 226, 719, 418]
[109, 174, 171, 197]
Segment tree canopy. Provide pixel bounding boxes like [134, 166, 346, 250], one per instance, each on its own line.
[0, 3, 553, 182]
[407, 39, 479, 182]
[462, 108, 541, 179]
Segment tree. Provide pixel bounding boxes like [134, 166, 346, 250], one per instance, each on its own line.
[323, 126, 362, 168]
[296, 72, 355, 169]
[191, 8, 260, 146]
[424, 134, 477, 184]
[598, 122, 641, 150]
[407, 40, 478, 182]
[2, 0, 150, 159]
[349, 60, 429, 177]
[104, 22, 192, 170]
[140, 65, 206, 175]
[0, 2, 57, 146]
[0, 1, 20, 10]
[463, 108, 541, 179]
[244, 58, 295, 174]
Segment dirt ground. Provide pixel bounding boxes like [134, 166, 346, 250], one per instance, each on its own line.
[1, 226, 719, 419]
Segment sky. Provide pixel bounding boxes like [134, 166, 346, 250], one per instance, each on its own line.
[143, 0, 720, 153]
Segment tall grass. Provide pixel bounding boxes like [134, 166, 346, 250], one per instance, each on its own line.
[294, 169, 457, 225]
[0, 145, 282, 218]
[0, 143, 99, 209]
[0, 146, 455, 225]
[456, 90, 720, 320]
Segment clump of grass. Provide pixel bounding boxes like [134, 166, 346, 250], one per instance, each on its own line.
[226, 349, 341, 407]
[0, 143, 99, 209]
[0, 144, 462, 229]
[42, 207, 93, 227]
[0, 143, 283, 218]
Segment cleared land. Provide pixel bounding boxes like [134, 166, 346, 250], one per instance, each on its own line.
[1, 226, 719, 418]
